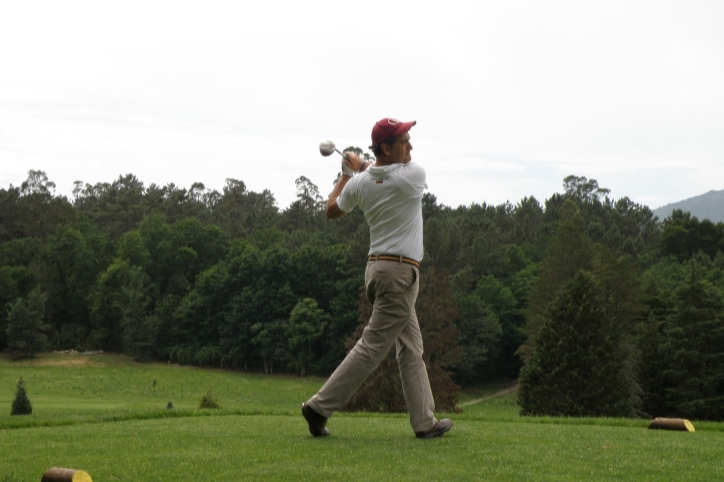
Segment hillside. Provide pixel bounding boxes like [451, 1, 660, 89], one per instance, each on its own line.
[654, 190, 724, 223]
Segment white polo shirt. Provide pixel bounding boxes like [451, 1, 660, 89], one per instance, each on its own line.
[337, 162, 427, 261]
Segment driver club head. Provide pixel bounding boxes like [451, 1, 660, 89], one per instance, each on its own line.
[319, 140, 337, 157]
[319, 140, 347, 159]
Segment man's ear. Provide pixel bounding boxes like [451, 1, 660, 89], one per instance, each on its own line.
[380, 143, 392, 156]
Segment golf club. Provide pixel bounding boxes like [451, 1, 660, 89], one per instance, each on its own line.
[319, 140, 348, 159]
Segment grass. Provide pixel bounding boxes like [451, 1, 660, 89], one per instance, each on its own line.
[1, 352, 322, 413]
[1, 353, 723, 481]
[3, 415, 723, 481]
[0, 352, 323, 430]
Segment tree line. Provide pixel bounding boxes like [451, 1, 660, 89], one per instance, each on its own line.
[1, 168, 723, 420]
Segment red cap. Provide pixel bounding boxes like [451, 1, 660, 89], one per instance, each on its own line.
[370, 118, 416, 148]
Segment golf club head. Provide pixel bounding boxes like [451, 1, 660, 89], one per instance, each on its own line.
[319, 140, 336, 157]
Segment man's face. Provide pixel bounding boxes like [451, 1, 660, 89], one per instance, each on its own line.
[389, 133, 412, 164]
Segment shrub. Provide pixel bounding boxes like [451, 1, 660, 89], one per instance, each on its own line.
[11, 377, 32, 416]
[198, 388, 221, 409]
[166, 401, 174, 410]
[193, 346, 222, 367]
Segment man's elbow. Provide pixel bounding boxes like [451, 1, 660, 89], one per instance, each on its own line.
[326, 202, 345, 219]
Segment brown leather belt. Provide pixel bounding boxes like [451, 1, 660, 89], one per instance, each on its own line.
[368, 254, 420, 268]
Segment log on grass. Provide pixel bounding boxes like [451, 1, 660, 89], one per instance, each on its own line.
[648, 417, 695, 432]
[41, 467, 92, 482]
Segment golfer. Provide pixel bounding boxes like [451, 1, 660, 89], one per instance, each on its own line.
[302, 118, 453, 439]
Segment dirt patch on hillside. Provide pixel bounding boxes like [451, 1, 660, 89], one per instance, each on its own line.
[32, 355, 108, 368]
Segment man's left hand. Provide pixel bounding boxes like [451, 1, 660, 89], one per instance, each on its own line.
[341, 152, 362, 177]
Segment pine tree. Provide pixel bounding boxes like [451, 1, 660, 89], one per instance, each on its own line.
[6, 286, 49, 358]
[453, 293, 502, 382]
[518, 271, 639, 417]
[120, 266, 158, 361]
[521, 200, 594, 360]
[635, 256, 687, 417]
[11, 377, 32, 416]
[663, 261, 724, 421]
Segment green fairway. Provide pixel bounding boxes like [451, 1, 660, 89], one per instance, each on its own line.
[1, 353, 325, 418]
[3, 415, 723, 481]
[2, 353, 723, 481]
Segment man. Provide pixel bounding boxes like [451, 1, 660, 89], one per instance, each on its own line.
[302, 118, 453, 439]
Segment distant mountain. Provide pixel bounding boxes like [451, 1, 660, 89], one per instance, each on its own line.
[653, 190, 724, 223]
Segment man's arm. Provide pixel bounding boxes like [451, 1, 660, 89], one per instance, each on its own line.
[326, 174, 350, 219]
[326, 152, 367, 219]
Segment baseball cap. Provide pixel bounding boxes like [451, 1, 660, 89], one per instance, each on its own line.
[370, 118, 416, 148]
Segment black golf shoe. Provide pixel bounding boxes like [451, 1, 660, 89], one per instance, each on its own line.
[302, 403, 330, 437]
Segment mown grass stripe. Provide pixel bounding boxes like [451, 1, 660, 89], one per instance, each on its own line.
[2, 415, 722, 481]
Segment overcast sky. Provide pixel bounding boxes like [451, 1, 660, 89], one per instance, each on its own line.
[1, 0, 722, 211]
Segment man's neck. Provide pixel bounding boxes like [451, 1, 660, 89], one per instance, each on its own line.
[374, 155, 407, 167]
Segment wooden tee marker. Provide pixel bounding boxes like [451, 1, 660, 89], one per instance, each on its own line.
[648, 417, 695, 432]
[41, 467, 92, 482]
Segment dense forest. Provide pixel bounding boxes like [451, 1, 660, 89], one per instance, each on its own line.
[1, 167, 723, 420]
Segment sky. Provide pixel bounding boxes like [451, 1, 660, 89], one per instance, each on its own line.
[1, 0, 722, 211]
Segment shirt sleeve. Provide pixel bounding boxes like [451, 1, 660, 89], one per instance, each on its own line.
[403, 163, 427, 193]
[336, 176, 358, 213]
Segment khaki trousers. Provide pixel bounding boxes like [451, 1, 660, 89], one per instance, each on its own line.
[306, 259, 436, 433]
